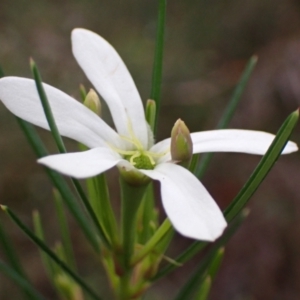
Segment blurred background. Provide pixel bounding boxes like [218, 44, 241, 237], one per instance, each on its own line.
[1, 0, 300, 299]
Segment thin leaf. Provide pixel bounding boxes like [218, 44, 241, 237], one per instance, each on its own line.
[0, 260, 45, 300]
[137, 183, 158, 244]
[32, 210, 55, 280]
[207, 247, 224, 281]
[153, 240, 206, 281]
[30, 60, 110, 249]
[30, 58, 66, 153]
[132, 218, 172, 265]
[196, 55, 258, 178]
[79, 84, 87, 102]
[0, 66, 100, 252]
[173, 210, 248, 300]
[225, 109, 299, 221]
[79, 142, 118, 246]
[1, 205, 102, 300]
[145, 99, 156, 132]
[0, 219, 32, 300]
[54, 190, 77, 270]
[150, 0, 167, 133]
[90, 174, 118, 246]
[155, 109, 299, 280]
[16, 117, 100, 253]
[194, 276, 211, 300]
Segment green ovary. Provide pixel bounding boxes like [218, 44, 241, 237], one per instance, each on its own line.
[125, 152, 154, 170]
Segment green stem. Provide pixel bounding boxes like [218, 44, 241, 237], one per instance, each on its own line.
[118, 271, 131, 300]
[150, 0, 167, 134]
[132, 218, 172, 265]
[137, 183, 157, 244]
[120, 179, 148, 269]
[92, 174, 119, 246]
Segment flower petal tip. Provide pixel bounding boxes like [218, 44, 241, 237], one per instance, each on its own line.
[283, 141, 298, 154]
[179, 218, 227, 242]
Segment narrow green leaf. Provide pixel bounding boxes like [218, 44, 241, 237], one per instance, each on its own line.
[79, 143, 118, 246]
[16, 117, 100, 253]
[155, 109, 298, 280]
[173, 210, 248, 300]
[54, 190, 77, 270]
[79, 84, 87, 102]
[132, 218, 172, 265]
[32, 211, 55, 280]
[30, 60, 110, 249]
[1, 205, 102, 300]
[0, 260, 45, 300]
[0, 65, 99, 253]
[137, 183, 158, 244]
[150, 0, 167, 133]
[207, 247, 224, 281]
[145, 99, 156, 132]
[30, 59, 66, 153]
[189, 154, 200, 174]
[91, 174, 119, 246]
[196, 56, 258, 178]
[73, 179, 111, 249]
[0, 219, 32, 300]
[194, 276, 211, 300]
[154, 240, 206, 281]
[54, 242, 66, 260]
[225, 109, 299, 221]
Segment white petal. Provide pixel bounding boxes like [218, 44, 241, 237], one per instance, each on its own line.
[149, 138, 171, 164]
[38, 147, 124, 179]
[0, 77, 124, 149]
[150, 137, 170, 153]
[140, 163, 227, 241]
[71, 28, 149, 148]
[191, 129, 298, 155]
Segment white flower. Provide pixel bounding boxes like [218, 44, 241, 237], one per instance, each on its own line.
[0, 29, 297, 241]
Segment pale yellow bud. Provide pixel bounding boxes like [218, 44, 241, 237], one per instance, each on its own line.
[170, 119, 193, 163]
[84, 89, 101, 116]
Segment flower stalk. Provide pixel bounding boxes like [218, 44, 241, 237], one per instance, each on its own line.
[120, 178, 149, 269]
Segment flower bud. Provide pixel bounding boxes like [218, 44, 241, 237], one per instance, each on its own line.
[84, 89, 101, 116]
[145, 99, 156, 131]
[170, 119, 193, 163]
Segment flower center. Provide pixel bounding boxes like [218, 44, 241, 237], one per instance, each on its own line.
[108, 119, 168, 170]
[124, 152, 154, 170]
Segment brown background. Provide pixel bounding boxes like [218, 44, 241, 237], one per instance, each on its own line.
[1, 0, 300, 299]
